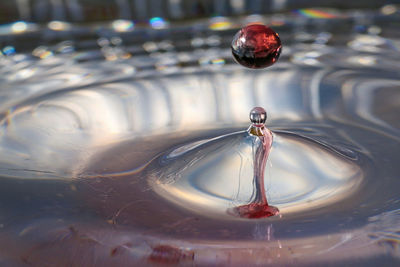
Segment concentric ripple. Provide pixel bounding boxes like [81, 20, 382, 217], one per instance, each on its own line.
[0, 5, 399, 266]
[148, 130, 363, 218]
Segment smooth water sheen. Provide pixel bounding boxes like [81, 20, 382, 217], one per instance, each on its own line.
[0, 5, 400, 266]
[148, 130, 362, 218]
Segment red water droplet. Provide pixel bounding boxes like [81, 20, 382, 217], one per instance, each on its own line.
[232, 24, 281, 69]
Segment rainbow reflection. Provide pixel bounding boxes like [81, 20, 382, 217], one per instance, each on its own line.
[294, 8, 338, 19]
[209, 17, 233, 30]
[2, 46, 16, 56]
[211, 58, 225, 65]
[112, 20, 134, 32]
[149, 17, 167, 29]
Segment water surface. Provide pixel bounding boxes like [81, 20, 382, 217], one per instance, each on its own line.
[0, 5, 400, 266]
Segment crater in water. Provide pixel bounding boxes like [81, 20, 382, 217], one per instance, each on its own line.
[148, 130, 363, 219]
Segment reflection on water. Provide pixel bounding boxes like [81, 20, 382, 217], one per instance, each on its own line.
[149, 131, 362, 218]
[1, 0, 390, 23]
[0, 3, 399, 266]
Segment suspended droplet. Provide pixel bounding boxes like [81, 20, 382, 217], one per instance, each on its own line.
[231, 24, 281, 69]
[250, 106, 267, 125]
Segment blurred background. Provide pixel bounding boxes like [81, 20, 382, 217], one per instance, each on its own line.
[0, 0, 394, 23]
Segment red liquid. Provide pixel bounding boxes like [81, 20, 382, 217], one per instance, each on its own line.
[229, 125, 279, 219]
[148, 245, 194, 264]
[232, 203, 279, 219]
[231, 24, 281, 69]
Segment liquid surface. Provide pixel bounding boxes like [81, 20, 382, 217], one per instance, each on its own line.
[0, 4, 400, 266]
[148, 129, 362, 219]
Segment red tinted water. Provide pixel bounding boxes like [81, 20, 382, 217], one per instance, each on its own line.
[230, 125, 279, 219]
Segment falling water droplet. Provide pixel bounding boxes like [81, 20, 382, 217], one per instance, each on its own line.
[231, 24, 282, 69]
[228, 107, 279, 219]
